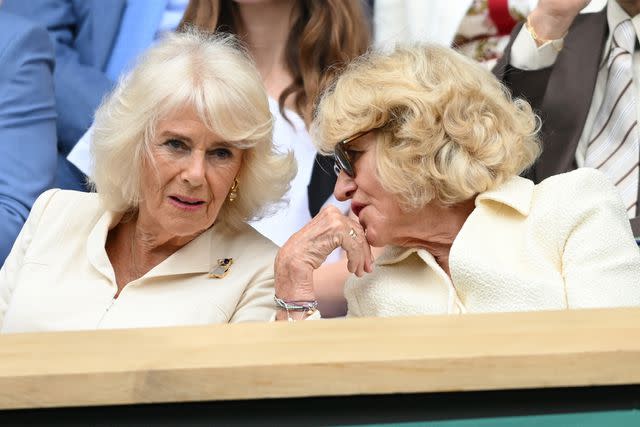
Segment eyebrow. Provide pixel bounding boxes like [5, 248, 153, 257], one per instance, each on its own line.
[161, 130, 193, 144]
[160, 131, 234, 148]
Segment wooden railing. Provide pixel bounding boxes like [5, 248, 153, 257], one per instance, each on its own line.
[0, 307, 639, 410]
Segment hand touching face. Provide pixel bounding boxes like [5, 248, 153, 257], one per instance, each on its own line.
[274, 205, 373, 301]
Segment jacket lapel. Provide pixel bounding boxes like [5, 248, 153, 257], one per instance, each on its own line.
[535, 9, 608, 179]
[145, 226, 216, 278]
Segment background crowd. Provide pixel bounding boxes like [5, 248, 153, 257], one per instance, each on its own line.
[0, 0, 638, 331]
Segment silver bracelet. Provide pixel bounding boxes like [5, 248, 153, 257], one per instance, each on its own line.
[274, 296, 318, 312]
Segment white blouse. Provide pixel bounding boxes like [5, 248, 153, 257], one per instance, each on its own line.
[249, 98, 349, 252]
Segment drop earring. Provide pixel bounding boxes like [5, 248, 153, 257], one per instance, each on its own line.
[228, 178, 239, 202]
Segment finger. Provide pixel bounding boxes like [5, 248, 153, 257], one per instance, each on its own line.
[352, 223, 373, 276]
[341, 223, 371, 277]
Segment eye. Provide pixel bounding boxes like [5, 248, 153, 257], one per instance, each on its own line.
[345, 148, 362, 161]
[164, 138, 188, 151]
[208, 147, 233, 160]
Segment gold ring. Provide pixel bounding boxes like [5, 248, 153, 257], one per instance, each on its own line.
[348, 228, 358, 239]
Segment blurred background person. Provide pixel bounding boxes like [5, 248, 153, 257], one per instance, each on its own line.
[373, 0, 606, 68]
[495, 0, 640, 237]
[0, 10, 57, 265]
[274, 44, 640, 321]
[0, 31, 296, 333]
[2, 0, 190, 191]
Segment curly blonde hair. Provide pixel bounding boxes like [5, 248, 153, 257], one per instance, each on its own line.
[90, 30, 296, 230]
[312, 44, 541, 209]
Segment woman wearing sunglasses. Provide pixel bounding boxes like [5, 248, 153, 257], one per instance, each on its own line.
[273, 44, 640, 321]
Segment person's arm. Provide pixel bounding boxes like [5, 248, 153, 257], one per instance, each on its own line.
[312, 258, 349, 317]
[275, 206, 374, 321]
[2, 0, 115, 149]
[525, 0, 589, 44]
[313, 244, 385, 317]
[0, 17, 57, 264]
[493, 0, 589, 108]
[561, 170, 640, 308]
[0, 189, 58, 329]
[228, 259, 277, 323]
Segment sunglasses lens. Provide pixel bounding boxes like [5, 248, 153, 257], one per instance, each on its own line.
[334, 144, 354, 177]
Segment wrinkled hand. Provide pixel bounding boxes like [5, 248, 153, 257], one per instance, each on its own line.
[275, 206, 373, 302]
[529, 0, 591, 41]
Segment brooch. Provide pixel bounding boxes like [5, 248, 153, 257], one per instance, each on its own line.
[208, 258, 234, 279]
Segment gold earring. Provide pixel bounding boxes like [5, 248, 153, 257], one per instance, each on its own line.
[228, 178, 239, 202]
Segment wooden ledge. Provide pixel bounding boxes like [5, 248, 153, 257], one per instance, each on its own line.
[0, 307, 639, 409]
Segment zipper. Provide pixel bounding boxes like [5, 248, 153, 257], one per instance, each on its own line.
[96, 298, 116, 328]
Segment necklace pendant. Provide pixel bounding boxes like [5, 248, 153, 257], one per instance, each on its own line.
[208, 258, 234, 279]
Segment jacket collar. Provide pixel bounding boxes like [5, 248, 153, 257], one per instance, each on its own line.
[474, 174, 534, 216]
[86, 209, 228, 282]
[375, 175, 535, 266]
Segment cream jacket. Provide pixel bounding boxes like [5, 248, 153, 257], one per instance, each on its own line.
[0, 190, 277, 333]
[345, 169, 640, 317]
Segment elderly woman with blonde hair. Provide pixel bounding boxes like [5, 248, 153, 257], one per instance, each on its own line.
[274, 44, 640, 321]
[0, 31, 296, 332]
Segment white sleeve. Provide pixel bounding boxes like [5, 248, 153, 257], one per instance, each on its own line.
[67, 125, 94, 176]
[228, 269, 276, 323]
[0, 189, 58, 328]
[510, 25, 563, 70]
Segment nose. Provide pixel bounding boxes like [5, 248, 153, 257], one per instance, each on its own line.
[333, 170, 357, 201]
[181, 152, 206, 187]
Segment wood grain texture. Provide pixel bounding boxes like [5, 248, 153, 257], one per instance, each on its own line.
[0, 308, 639, 409]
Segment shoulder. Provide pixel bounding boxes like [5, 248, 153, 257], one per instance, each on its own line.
[20, 190, 103, 247]
[34, 189, 103, 219]
[217, 222, 280, 260]
[535, 168, 620, 203]
[531, 168, 630, 231]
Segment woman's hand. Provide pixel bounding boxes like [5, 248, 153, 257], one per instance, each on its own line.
[274, 206, 374, 303]
[528, 0, 591, 41]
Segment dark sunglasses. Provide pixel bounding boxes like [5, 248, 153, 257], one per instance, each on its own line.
[333, 131, 369, 177]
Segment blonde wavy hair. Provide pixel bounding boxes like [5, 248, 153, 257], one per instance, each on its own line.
[90, 30, 296, 230]
[312, 44, 541, 209]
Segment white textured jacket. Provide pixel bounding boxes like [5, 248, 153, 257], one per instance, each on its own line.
[0, 190, 277, 333]
[345, 169, 640, 317]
